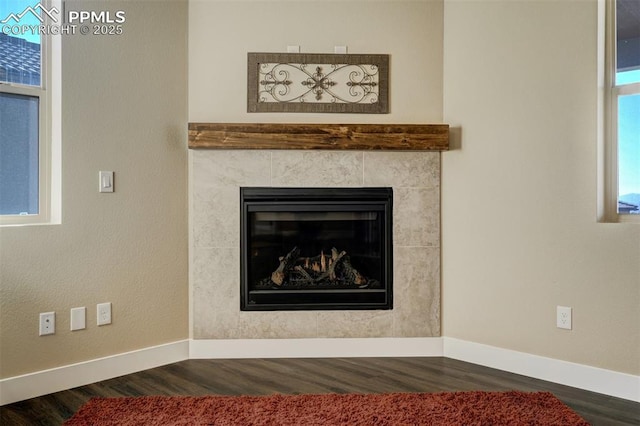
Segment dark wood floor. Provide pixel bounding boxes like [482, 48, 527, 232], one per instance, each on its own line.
[1, 357, 638, 425]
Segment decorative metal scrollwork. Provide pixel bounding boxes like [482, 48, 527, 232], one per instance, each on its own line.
[248, 53, 389, 113]
[259, 63, 379, 105]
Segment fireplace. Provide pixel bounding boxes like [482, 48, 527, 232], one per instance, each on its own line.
[240, 187, 393, 311]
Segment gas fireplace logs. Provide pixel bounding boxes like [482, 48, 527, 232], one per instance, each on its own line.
[264, 247, 369, 289]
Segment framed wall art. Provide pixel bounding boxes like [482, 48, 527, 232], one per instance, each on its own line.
[247, 52, 389, 114]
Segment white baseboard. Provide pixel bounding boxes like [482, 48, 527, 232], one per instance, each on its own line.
[0, 340, 189, 406]
[444, 337, 640, 403]
[189, 337, 444, 359]
[3, 337, 638, 405]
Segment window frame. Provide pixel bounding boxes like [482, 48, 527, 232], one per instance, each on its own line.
[0, 0, 61, 226]
[600, 0, 640, 224]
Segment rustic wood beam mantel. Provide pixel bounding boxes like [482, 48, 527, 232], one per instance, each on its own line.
[188, 123, 449, 151]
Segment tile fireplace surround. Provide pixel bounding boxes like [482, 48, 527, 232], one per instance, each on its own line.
[190, 124, 447, 339]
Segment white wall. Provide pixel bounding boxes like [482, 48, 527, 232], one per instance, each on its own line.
[442, 0, 640, 375]
[0, 0, 189, 379]
[189, 0, 443, 123]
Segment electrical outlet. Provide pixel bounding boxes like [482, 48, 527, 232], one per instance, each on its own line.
[97, 302, 112, 326]
[39, 312, 55, 336]
[557, 306, 572, 330]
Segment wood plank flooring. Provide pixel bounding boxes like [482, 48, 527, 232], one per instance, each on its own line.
[1, 357, 638, 425]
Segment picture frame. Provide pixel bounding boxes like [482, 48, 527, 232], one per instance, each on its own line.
[247, 52, 389, 114]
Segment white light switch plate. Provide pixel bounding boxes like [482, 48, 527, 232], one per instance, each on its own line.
[99, 171, 114, 193]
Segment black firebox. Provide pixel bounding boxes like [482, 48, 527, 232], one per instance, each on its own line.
[240, 187, 393, 311]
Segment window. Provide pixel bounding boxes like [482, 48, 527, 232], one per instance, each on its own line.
[602, 0, 640, 222]
[0, 0, 60, 225]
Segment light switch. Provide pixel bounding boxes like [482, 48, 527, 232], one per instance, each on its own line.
[287, 45, 300, 53]
[334, 46, 347, 54]
[99, 171, 114, 193]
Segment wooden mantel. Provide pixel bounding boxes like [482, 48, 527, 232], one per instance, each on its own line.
[188, 123, 449, 151]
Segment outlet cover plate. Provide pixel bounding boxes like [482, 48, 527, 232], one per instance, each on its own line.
[557, 306, 572, 330]
[97, 302, 112, 326]
[39, 312, 55, 336]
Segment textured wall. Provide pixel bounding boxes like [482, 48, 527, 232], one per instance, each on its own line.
[188, 0, 444, 124]
[0, 0, 189, 378]
[442, 0, 640, 375]
[191, 151, 441, 338]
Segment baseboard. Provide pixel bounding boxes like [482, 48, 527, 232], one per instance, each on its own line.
[443, 337, 640, 403]
[189, 337, 445, 359]
[0, 340, 189, 406]
[3, 337, 638, 405]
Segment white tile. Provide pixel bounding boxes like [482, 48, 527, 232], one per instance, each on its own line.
[364, 152, 440, 188]
[272, 151, 363, 187]
[192, 150, 271, 189]
[192, 187, 239, 248]
[191, 150, 442, 339]
[394, 187, 440, 247]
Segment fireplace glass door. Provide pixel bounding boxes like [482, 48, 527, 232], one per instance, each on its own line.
[241, 187, 392, 311]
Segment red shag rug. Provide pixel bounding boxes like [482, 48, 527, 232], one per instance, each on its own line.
[64, 391, 589, 425]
